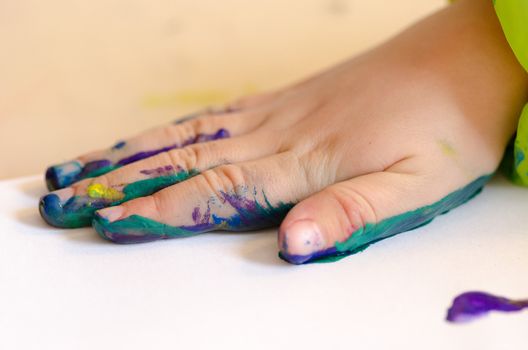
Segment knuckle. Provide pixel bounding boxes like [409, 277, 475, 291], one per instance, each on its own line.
[328, 186, 377, 232]
[149, 193, 165, 217]
[167, 145, 199, 171]
[165, 149, 184, 169]
[181, 145, 200, 170]
[163, 120, 195, 143]
[200, 164, 247, 197]
[297, 151, 330, 190]
[162, 124, 182, 142]
[189, 116, 208, 134]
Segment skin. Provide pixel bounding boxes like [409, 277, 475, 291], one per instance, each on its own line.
[40, 0, 528, 264]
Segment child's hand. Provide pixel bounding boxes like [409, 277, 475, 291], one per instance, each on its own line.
[39, 0, 528, 263]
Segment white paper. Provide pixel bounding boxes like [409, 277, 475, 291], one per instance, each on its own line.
[0, 175, 527, 350]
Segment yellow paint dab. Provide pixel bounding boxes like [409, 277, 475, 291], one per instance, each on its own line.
[87, 183, 124, 201]
[438, 140, 457, 157]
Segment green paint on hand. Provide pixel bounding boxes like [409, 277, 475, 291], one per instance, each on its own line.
[40, 169, 199, 228]
[121, 169, 199, 201]
[279, 174, 492, 264]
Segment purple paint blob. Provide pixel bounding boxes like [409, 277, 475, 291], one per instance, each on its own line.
[186, 190, 291, 232]
[189, 206, 214, 231]
[446, 291, 528, 323]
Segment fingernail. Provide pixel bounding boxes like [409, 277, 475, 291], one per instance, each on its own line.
[97, 206, 125, 222]
[280, 220, 326, 262]
[45, 160, 83, 190]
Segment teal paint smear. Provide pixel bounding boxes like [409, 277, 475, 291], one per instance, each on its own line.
[92, 190, 294, 243]
[93, 215, 198, 243]
[82, 164, 121, 179]
[121, 169, 199, 201]
[39, 170, 198, 228]
[92, 214, 201, 244]
[279, 174, 492, 264]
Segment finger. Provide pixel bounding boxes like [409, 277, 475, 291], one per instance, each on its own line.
[91, 152, 311, 244]
[39, 132, 276, 228]
[44, 108, 264, 190]
[278, 171, 491, 264]
[229, 91, 281, 109]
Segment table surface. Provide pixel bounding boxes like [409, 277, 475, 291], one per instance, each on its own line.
[1, 174, 527, 350]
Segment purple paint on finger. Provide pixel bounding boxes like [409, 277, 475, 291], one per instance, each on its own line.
[446, 291, 528, 323]
[190, 206, 215, 231]
[116, 128, 230, 166]
[117, 144, 179, 166]
[193, 128, 230, 143]
[140, 165, 183, 176]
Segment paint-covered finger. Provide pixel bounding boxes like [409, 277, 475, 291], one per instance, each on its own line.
[278, 170, 491, 264]
[44, 108, 263, 190]
[92, 153, 310, 244]
[39, 133, 276, 228]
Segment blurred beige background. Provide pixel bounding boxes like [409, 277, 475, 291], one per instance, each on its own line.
[0, 0, 444, 179]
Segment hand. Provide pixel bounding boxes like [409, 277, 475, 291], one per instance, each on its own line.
[39, 0, 528, 264]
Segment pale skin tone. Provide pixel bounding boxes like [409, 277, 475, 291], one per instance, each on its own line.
[43, 0, 528, 260]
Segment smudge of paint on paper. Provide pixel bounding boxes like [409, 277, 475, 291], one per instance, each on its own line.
[446, 291, 528, 323]
[143, 90, 229, 108]
[142, 85, 258, 109]
[173, 105, 241, 124]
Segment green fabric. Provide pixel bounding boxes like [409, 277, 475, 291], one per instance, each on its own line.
[494, 0, 528, 72]
[494, 1, 528, 185]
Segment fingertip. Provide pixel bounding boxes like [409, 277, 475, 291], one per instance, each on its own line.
[92, 212, 114, 242]
[45, 161, 83, 191]
[278, 219, 327, 264]
[45, 166, 60, 191]
[39, 187, 103, 228]
[39, 188, 75, 227]
[96, 205, 125, 223]
[39, 193, 63, 227]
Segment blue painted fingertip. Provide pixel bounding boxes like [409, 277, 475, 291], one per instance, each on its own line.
[39, 187, 74, 227]
[39, 187, 98, 228]
[45, 161, 83, 191]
